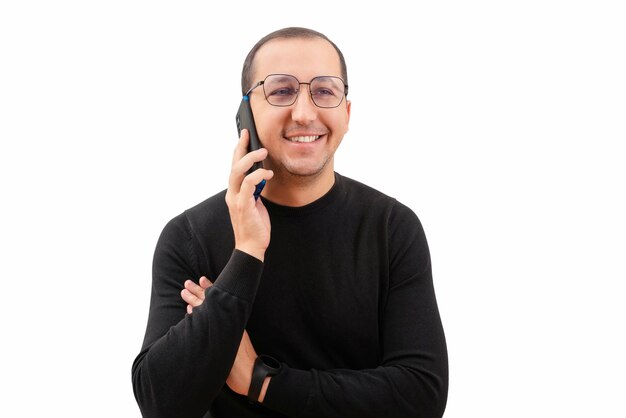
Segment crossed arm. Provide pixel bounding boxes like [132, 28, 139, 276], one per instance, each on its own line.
[181, 276, 271, 402]
[134, 218, 448, 417]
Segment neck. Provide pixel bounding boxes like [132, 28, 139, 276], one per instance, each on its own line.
[262, 167, 335, 207]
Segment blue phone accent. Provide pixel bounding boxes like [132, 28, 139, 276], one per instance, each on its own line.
[254, 179, 266, 201]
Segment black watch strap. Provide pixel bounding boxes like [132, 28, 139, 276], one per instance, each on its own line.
[247, 355, 281, 404]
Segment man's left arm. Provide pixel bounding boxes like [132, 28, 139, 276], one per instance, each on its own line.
[261, 205, 448, 418]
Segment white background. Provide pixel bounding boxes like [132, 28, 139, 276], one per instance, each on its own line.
[1, 1, 624, 417]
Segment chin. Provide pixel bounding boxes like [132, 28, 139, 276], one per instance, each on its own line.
[269, 151, 334, 179]
[282, 161, 330, 179]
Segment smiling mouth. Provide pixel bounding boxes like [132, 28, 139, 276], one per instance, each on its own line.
[288, 135, 321, 143]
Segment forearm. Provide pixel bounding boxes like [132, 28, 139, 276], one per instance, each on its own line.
[132, 250, 263, 417]
[262, 358, 447, 418]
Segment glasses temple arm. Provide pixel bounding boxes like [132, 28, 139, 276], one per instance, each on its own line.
[245, 81, 264, 97]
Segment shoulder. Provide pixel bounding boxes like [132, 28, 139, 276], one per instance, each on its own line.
[159, 189, 230, 242]
[184, 189, 229, 225]
[338, 174, 394, 207]
[337, 173, 426, 239]
[338, 174, 417, 218]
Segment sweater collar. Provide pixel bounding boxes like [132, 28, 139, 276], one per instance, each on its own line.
[261, 172, 345, 217]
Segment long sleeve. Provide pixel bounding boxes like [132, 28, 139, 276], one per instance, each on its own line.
[259, 200, 448, 418]
[131, 212, 263, 417]
[131, 174, 447, 417]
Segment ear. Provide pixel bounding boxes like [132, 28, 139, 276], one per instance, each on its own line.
[344, 99, 351, 133]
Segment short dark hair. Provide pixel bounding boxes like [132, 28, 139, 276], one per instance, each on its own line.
[241, 27, 348, 95]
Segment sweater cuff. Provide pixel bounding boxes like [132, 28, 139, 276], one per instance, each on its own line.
[213, 249, 264, 303]
[263, 366, 312, 415]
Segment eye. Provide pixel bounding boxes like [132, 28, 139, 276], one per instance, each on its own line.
[269, 87, 298, 96]
[312, 88, 337, 97]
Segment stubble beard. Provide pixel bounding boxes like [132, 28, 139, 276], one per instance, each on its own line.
[268, 151, 333, 186]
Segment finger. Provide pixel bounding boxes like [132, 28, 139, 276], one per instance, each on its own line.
[228, 148, 269, 194]
[181, 288, 204, 308]
[182, 278, 213, 313]
[181, 288, 196, 314]
[232, 129, 250, 166]
[199, 276, 213, 289]
[239, 168, 274, 202]
[181, 288, 194, 304]
[184, 279, 205, 299]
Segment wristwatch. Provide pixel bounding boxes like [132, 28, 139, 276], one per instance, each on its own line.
[247, 354, 282, 403]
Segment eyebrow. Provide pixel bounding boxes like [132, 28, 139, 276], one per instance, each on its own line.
[313, 76, 340, 82]
[267, 75, 297, 83]
[265, 74, 344, 86]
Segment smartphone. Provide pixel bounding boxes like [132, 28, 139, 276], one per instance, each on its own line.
[236, 95, 266, 200]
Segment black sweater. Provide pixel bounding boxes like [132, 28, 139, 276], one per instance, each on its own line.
[132, 173, 448, 417]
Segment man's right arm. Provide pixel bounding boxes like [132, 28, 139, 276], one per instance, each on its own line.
[131, 214, 263, 418]
[132, 130, 273, 417]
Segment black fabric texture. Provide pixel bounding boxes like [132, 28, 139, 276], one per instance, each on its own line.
[132, 173, 448, 417]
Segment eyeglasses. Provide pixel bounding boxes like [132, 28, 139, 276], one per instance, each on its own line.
[246, 74, 348, 108]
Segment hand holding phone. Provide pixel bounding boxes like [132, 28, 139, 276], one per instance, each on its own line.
[236, 96, 266, 200]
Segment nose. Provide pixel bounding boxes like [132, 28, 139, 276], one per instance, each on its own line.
[290, 85, 317, 124]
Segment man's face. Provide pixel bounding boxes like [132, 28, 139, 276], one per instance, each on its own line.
[248, 37, 351, 180]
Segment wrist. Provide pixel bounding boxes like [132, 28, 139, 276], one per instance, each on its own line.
[235, 244, 266, 262]
[258, 376, 271, 403]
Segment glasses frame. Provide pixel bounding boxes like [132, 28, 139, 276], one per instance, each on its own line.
[245, 74, 349, 109]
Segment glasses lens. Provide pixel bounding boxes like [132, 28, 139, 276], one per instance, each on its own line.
[310, 76, 346, 108]
[263, 75, 299, 106]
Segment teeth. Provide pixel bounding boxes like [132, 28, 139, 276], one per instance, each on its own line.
[290, 135, 320, 143]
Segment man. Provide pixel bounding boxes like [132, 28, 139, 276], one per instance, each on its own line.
[132, 27, 448, 417]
